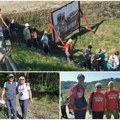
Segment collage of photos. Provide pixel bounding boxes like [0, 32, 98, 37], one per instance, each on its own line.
[0, 0, 120, 120]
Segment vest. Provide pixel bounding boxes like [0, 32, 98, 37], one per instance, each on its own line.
[5, 81, 16, 100]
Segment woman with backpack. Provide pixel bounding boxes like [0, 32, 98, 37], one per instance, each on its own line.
[17, 76, 32, 119]
[88, 82, 105, 119]
[107, 51, 119, 71]
[69, 74, 87, 119]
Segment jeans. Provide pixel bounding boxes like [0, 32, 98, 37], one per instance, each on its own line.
[106, 110, 119, 119]
[74, 110, 86, 119]
[6, 99, 17, 119]
[92, 111, 104, 119]
[19, 99, 29, 119]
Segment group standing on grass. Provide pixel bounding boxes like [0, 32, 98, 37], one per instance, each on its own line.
[65, 38, 120, 71]
[0, 74, 32, 119]
[23, 23, 50, 55]
[66, 74, 120, 119]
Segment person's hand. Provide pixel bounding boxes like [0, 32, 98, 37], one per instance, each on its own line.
[30, 98, 33, 103]
[1, 98, 3, 100]
[6, 26, 9, 29]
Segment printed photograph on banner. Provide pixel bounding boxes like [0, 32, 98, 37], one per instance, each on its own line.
[0, 1, 120, 71]
[0, 72, 59, 119]
[60, 72, 120, 119]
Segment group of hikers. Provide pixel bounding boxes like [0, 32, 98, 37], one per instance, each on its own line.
[1, 8, 120, 70]
[0, 8, 50, 55]
[65, 39, 120, 71]
[0, 74, 32, 119]
[61, 74, 120, 119]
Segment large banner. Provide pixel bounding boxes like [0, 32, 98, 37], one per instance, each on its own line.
[51, 1, 80, 43]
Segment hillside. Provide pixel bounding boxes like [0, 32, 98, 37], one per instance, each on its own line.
[61, 78, 120, 98]
[1, 1, 120, 71]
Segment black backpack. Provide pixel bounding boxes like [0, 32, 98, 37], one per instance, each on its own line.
[74, 85, 87, 109]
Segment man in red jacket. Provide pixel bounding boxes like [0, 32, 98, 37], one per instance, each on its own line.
[64, 39, 73, 62]
[69, 74, 87, 119]
[105, 81, 119, 119]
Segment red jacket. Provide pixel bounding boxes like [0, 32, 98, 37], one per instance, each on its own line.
[69, 83, 87, 110]
[64, 42, 72, 54]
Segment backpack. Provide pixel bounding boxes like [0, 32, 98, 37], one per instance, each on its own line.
[109, 55, 118, 69]
[74, 85, 87, 109]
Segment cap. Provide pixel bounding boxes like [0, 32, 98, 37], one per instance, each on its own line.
[25, 23, 30, 27]
[95, 82, 102, 88]
[77, 74, 85, 80]
[8, 74, 14, 78]
[44, 31, 48, 34]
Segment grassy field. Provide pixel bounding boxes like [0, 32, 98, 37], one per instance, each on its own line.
[61, 78, 120, 99]
[10, 19, 120, 71]
[11, 45, 84, 71]
[1, 1, 120, 71]
[0, 95, 59, 119]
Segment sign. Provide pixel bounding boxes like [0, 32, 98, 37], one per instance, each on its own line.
[51, 1, 80, 43]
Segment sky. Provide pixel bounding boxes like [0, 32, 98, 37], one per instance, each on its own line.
[60, 72, 120, 83]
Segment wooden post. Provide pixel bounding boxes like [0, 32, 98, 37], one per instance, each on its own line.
[50, 13, 55, 44]
[50, 23, 65, 46]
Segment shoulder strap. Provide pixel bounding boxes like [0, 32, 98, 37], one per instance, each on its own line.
[90, 92, 94, 108]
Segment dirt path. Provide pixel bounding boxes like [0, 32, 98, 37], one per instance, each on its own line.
[16, 95, 39, 119]
[16, 95, 59, 119]
[65, 106, 115, 119]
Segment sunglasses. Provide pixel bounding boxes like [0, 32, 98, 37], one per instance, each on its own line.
[97, 86, 102, 88]
[9, 77, 13, 79]
[20, 79, 24, 80]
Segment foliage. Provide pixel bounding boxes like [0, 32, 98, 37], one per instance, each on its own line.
[61, 78, 120, 99]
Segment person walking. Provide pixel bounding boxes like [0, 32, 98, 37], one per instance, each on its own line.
[0, 8, 8, 48]
[1, 74, 17, 119]
[41, 31, 49, 55]
[108, 51, 119, 71]
[64, 39, 73, 62]
[23, 23, 32, 47]
[82, 45, 92, 69]
[105, 81, 119, 119]
[17, 76, 32, 119]
[69, 74, 87, 119]
[9, 19, 18, 44]
[88, 82, 105, 119]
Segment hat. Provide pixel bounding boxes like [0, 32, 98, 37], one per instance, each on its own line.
[44, 31, 48, 34]
[19, 76, 25, 81]
[77, 74, 85, 80]
[25, 23, 30, 27]
[8, 74, 14, 78]
[95, 82, 102, 88]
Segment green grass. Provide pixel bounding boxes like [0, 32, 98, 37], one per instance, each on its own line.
[10, 19, 120, 71]
[29, 95, 59, 119]
[5, 2, 120, 71]
[11, 45, 85, 71]
[0, 108, 7, 119]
